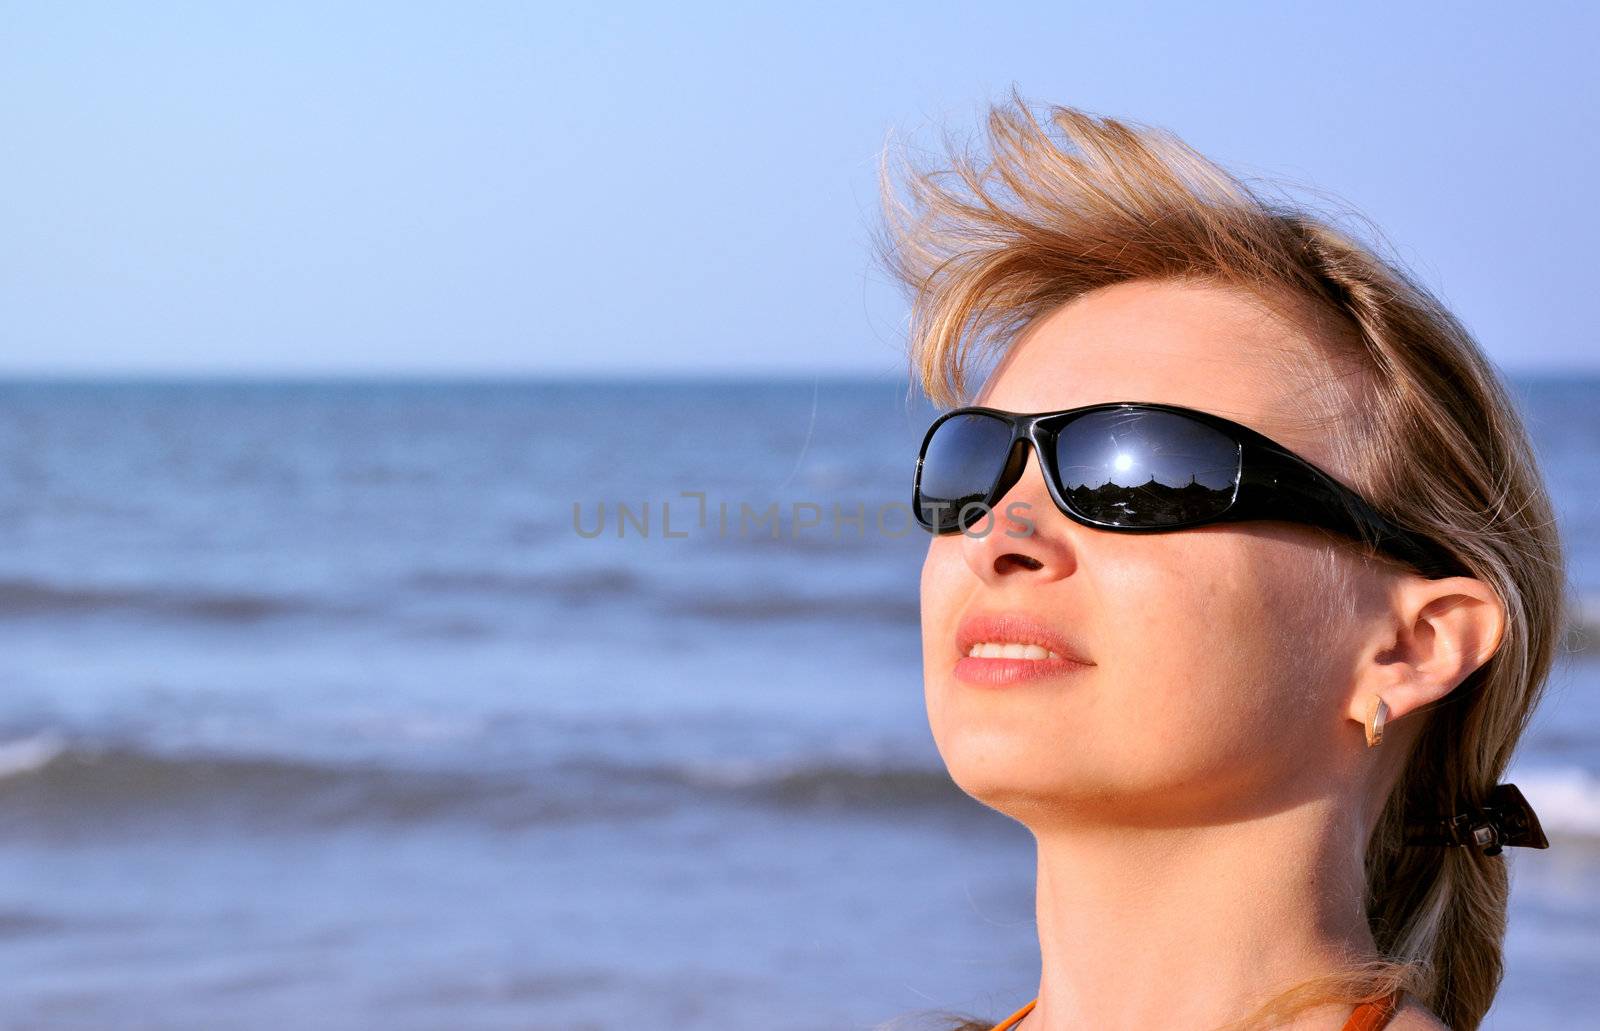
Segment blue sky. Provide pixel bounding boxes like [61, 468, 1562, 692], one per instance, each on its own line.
[1, 2, 1595, 375]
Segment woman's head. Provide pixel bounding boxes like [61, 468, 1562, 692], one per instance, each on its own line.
[919, 277, 1504, 839]
[876, 92, 1569, 1031]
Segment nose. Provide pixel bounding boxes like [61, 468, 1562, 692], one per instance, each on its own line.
[959, 444, 1079, 583]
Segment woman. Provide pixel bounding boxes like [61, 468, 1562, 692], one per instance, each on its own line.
[872, 93, 1566, 1031]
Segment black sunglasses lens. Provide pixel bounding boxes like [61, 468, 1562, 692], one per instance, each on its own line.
[1052, 409, 1242, 526]
[917, 411, 1014, 532]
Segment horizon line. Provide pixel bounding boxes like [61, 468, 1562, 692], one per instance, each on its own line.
[0, 365, 1595, 383]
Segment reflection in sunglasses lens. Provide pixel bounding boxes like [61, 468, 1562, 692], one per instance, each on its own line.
[918, 412, 1014, 531]
[1053, 410, 1240, 526]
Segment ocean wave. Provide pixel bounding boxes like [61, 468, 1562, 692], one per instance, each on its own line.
[0, 738, 645, 836]
[403, 567, 919, 626]
[0, 576, 335, 622]
[403, 567, 642, 600]
[0, 908, 79, 936]
[672, 592, 919, 625]
[0, 736, 974, 836]
[660, 756, 969, 810]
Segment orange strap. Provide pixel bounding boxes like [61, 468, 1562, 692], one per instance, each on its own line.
[1342, 989, 1404, 1031]
[987, 990, 1402, 1031]
[988, 997, 1035, 1031]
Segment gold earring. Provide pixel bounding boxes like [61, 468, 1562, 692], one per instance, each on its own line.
[1365, 695, 1389, 749]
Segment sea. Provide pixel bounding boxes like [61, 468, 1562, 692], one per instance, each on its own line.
[0, 376, 1594, 1030]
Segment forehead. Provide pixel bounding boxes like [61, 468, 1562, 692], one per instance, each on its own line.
[976, 279, 1360, 474]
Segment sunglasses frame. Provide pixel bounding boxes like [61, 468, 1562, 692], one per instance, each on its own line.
[912, 401, 1467, 580]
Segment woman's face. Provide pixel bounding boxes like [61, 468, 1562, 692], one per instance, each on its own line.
[920, 278, 1380, 830]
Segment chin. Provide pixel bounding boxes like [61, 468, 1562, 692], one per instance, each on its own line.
[936, 736, 1076, 804]
[938, 738, 1177, 823]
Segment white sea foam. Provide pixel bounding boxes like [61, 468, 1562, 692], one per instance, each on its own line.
[1507, 764, 1600, 837]
[0, 731, 67, 779]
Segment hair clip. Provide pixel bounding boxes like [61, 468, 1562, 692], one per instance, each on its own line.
[1403, 783, 1549, 856]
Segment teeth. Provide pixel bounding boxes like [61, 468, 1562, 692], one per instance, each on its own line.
[967, 642, 1061, 660]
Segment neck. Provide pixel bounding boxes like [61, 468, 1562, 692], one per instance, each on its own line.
[1021, 796, 1379, 1030]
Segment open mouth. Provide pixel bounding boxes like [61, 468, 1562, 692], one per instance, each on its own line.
[954, 610, 1094, 686]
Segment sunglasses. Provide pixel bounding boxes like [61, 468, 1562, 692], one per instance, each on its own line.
[912, 401, 1466, 580]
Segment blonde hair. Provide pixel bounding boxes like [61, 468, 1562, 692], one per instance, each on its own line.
[873, 90, 1571, 1031]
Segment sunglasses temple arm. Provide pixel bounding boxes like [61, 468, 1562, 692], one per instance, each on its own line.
[1238, 452, 1465, 580]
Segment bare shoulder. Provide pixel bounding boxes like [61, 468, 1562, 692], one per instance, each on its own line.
[1388, 1000, 1451, 1031]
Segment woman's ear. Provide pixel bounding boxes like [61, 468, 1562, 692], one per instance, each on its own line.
[1346, 574, 1507, 728]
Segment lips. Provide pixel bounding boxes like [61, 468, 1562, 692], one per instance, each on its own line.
[956, 611, 1093, 664]
[953, 610, 1094, 687]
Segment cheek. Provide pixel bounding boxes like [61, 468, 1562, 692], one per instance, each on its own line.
[1102, 540, 1337, 788]
[919, 533, 969, 621]
[919, 537, 965, 690]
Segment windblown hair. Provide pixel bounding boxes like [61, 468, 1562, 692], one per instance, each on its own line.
[872, 90, 1571, 1031]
